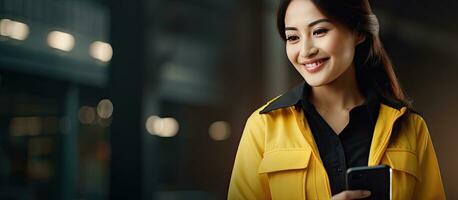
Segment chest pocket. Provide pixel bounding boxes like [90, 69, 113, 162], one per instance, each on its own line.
[258, 149, 311, 200]
[383, 149, 420, 199]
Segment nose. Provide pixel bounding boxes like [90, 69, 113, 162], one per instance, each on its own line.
[299, 40, 318, 58]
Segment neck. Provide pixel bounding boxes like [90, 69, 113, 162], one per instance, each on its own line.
[309, 65, 364, 111]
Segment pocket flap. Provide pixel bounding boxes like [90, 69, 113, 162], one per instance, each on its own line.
[257, 149, 311, 174]
[385, 149, 420, 181]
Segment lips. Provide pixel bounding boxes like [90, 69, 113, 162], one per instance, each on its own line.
[301, 57, 329, 73]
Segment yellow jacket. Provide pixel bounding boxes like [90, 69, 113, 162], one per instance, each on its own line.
[228, 93, 445, 199]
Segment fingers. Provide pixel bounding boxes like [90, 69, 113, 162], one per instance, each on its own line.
[331, 190, 371, 200]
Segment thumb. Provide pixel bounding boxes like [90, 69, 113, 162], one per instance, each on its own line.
[332, 190, 371, 200]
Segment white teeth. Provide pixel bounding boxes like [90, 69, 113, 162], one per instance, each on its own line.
[305, 60, 323, 68]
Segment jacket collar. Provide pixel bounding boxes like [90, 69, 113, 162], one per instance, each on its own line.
[259, 82, 306, 114]
[259, 81, 404, 115]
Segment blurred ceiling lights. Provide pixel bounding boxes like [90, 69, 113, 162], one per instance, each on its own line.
[1, 18, 113, 64]
[47, 30, 75, 52]
[89, 41, 113, 62]
[0, 18, 29, 40]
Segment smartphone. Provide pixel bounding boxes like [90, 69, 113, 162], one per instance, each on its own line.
[346, 165, 392, 200]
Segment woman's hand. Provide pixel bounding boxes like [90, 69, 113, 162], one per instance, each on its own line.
[331, 190, 371, 200]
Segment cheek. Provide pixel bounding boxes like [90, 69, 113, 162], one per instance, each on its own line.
[325, 35, 356, 64]
[286, 45, 297, 64]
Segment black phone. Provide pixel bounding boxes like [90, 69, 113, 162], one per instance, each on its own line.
[346, 165, 391, 200]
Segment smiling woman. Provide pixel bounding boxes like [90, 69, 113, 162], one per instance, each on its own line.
[228, 0, 446, 199]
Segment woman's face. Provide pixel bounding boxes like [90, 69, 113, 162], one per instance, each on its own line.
[284, 0, 363, 87]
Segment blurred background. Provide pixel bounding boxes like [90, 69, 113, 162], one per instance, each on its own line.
[0, 0, 457, 199]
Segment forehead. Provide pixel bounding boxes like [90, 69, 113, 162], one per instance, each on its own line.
[284, 0, 327, 27]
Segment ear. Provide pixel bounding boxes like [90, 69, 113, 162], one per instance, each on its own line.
[355, 32, 366, 45]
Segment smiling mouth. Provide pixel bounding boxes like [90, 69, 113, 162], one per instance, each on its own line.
[302, 58, 329, 73]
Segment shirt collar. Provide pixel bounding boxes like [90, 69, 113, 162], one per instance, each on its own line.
[259, 81, 392, 116]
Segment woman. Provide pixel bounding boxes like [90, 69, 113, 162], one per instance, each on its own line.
[228, 0, 445, 199]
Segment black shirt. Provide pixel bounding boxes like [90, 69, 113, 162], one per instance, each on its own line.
[301, 85, 380, 195]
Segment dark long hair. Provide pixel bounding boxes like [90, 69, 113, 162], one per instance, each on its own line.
[277, 0, 412, 108]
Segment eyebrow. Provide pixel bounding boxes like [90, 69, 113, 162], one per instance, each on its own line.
[285, 18, 331, 31]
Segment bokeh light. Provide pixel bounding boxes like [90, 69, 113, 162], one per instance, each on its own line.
[47, 31, 75, 51]
[209, 121, 231, 141]
[97, 99, 113, 119]
[0, 18, 29, 40]
[89, 41, 113, 62]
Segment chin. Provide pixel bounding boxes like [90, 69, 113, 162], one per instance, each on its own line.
[305, 80, 327, 87]
[302, 74, 330, 87]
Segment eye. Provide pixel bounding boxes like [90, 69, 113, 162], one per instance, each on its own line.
[312, 28, 328, 36]
[286, 35, 299, 42]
